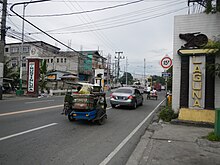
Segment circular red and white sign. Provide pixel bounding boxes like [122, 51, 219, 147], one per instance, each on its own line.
[160, 56, 172, 69]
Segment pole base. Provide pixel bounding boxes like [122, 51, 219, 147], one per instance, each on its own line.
[215, 108, 220, 138]
[16, 90, 24, 96]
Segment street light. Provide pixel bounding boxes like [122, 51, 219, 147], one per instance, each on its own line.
[17, 2, 30, 95]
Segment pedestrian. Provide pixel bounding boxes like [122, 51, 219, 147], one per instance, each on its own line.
[146, 85, 151, 100]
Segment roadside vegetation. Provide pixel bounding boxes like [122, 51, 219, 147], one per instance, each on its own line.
[204, 132, 220, 141]
[159, 106, 178, 122]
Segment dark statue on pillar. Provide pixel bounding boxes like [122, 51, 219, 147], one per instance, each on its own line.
[179, 32, 208, 48]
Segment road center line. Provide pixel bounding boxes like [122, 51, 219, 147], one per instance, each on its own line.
[0, 123, 58, 141]
[0, 105, 63, 117]
[99, 99, 166, 165]
[25, 100, 55, 104]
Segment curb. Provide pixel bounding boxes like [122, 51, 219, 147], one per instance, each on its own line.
[126, 131, 153, 165]
[126, 99, 166, 165]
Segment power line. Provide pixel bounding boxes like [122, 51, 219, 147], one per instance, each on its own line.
[9, 0, 101, 62]
[63, 0, 117, 52]
[17, 0, 144, 17]
[34, 6, 188, 34]
[28, 1, 185, 34]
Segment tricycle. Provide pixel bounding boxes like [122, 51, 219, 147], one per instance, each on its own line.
[147, 90, 158, 100]
[63, 83, 107, 125]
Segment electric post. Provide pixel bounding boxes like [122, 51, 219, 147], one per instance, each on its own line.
[0, 0, 7, 100]
[144, 58, 146, 86]
[115, 51, 124, 85]
[125, 57, 128, 85]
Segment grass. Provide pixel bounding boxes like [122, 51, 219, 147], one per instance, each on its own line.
[206, 132, 220, 141]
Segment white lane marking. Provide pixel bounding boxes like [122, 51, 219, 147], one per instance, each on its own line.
[25, 100, 55, 104]
[0, 123, 58, 141]
[0, 105, 63, 117]
[99, 99, 166, 165]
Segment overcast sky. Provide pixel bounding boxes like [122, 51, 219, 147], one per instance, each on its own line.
[5, 0, 201, 77]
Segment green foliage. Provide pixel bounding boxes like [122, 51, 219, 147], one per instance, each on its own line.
[205, 0, 213, 14]
[119, 72, 133, 85]
[167, 66, 173, 91]
[159, 106, 177, 122]
[3, 59, 20, 88]
[204, 39, 220, 78]
[204, 0, 220, 13]
[206, 132, 220, 141]
[39, 60, 47, 92]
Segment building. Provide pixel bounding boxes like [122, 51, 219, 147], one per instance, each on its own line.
[78, 51, 107, 83]
[4, 41, 109, 89]
[172, 13, 220, 123]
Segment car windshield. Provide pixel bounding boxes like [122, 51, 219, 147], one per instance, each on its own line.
[115, 89, 132, 94]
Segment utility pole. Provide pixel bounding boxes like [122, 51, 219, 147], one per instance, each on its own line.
[0, 0, 7, 100]
[115, 51, 124, 85]
[106, 54, 111, 88]
[144, 58, 146, 86]
[125, 57, 128, 85]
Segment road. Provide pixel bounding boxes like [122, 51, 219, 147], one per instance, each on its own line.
[0, 92, 165, 165]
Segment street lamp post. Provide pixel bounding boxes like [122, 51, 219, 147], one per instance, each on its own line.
[17, 4, 27, 95]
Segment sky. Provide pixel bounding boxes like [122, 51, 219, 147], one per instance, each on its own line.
[4, 0, 202, 77]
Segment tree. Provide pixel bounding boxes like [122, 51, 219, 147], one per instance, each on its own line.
[205, 0, 220, 13]
[166, 66, 173, 91]
[152, 75, 165, 85]
[3, 59, 20, 88]
[38, 59, 47, 93]
[205, 38, 220, 78]
[119, 72, 133, 85]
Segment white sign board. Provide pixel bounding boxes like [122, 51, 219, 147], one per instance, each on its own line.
[95, 69, 104, 78]
[0, 63, 3, 84]
[28, 62, 35, 92]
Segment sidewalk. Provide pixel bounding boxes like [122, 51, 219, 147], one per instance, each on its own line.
[126, 122, 220, 165]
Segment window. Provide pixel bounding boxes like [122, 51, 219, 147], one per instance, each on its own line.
[23, 46, 29, 53]
[51, 59, 53, 63]
[57, 58, 59, 63]
[5, 47, 9, 52]
[11, 47, 19, 53]
[61, 58, 63, 63]
[47, 59, 50, 63]
[115, 89, 132, 94]
[11, 57, 17, 61]
[64, 58, 67, 63]
[12, 62, 17, 67]
[22, 62, 26, 67]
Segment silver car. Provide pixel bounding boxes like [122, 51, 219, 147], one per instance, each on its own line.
[110, 87, 143, 109]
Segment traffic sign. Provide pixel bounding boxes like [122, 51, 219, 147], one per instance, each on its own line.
[162, 72, 171, 77]
[160, 56, 172, 69]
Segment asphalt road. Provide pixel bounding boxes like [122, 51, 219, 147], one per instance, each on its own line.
[0, 92, 166, 165]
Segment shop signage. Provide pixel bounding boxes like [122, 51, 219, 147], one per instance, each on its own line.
[189, 56, 205, 109]
[28, 62, 35, 92]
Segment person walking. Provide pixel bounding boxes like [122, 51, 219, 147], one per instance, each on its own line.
[146, 85, 151, 100]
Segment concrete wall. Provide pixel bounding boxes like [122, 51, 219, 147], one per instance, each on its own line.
[172, 13, 220, 113]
